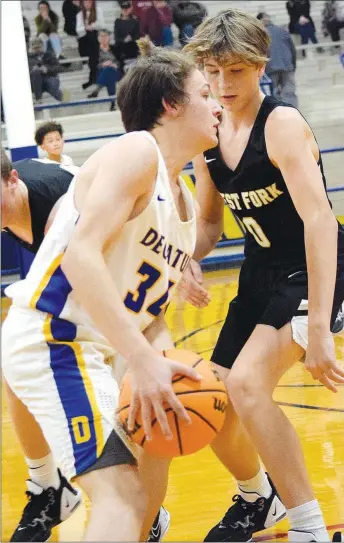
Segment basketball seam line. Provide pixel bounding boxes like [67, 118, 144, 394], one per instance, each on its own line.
[175, 389, 227, 396]
[117, 388, 227, 414]
[174, 412, 183, 455]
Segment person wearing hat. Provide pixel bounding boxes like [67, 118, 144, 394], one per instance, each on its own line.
[28, 37, 70, 103]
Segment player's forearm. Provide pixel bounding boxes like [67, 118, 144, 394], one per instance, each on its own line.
[143, 313, 174, 350]
[305, 211, 338, 333]
[193, 217, 223, 262]
[62, 244, 154, 364]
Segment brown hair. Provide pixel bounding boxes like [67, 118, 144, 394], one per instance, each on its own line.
[81, 0, 97, 25]
[184, 8, 270, 66]
[117, 37, 195, 132]
[1, 147, 12, 182]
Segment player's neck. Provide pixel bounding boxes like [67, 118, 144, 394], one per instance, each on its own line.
[47, 153, 61, 163]
[7, 180, 31, 232]
[223, 90, 265, 130]
[151, 128, 194, 184]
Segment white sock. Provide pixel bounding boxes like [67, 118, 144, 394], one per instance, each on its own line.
[25, 453, 60, 490]
[287, 500, 329, 541]
[237, 467, 272, 503]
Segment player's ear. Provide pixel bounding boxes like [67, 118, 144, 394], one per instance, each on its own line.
[162, 97, 182, 119]
[258, 63, 266, 79]
[8, 169, 19, 190]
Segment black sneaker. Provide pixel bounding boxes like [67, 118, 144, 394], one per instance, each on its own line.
[204, 476, 286, 542]
[331, 303, 344, 334]
[147, 506, 170, 542]
[11, 469, 81, 542]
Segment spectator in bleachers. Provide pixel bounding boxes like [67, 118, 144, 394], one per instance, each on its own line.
[322, 0, 344, 45]
[142, 0, 173, 46]
[62, 0, 81, 37]
[114, 1, 140, 67]
[35, 1, 62, 59]
[77, 0, 105, 89]
[119, 0, 153, 35]
[257, 12, 298, 107]
[28, 37, 69, 103]
[23, 15, 31, 50]
[87, 29, 121, 111]
[286, 0, 319, 56]
[172, 1, 207, 46]
[35, 121, 75, 166]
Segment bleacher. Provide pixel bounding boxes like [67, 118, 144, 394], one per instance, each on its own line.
[4, 0, 343, 195]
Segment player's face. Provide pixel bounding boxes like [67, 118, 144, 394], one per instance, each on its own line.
[41, 131, 64, 156]
[1, 171, 18, 228]
[179, 69, 222, 152]
[203, 57, 265, 112]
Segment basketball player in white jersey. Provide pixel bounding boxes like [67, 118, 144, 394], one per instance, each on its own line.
[2, 149, 169, 542]
[2, 38, 221, 541]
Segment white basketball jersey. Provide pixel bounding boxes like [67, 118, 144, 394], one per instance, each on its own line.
[5, 132, 196, 345]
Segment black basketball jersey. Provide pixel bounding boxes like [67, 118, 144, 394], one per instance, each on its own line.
[204, 95, 344, 263]
[5, 159, 74, 253]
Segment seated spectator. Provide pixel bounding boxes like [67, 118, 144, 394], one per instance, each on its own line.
[114, 1, 140, 68]
[76, 0, 104, 89]
[35, 1, 62, 59]
[257, 12, 298, 107]
[286, 0, 319, 56]
[142, 0, 173, 46]
[87, 29, 121, 111]
[23, 15, 31, 50]
[286, 0, 321, 57]
[172, 1, 207, 46]
[28, 37, 69, 103]
[322, 0, 344, 44]
[35, 121, 75, 167]
[62, 0, 81, 37]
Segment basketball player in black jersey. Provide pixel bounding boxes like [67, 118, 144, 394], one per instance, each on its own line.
[1, 149, 169, 542]
[1, 150, 83, 541]
[184, 9, 344, 543]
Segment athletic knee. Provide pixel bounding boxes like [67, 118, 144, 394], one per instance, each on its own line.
[226, 371, 268, 412]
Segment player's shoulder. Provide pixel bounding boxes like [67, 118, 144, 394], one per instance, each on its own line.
[97, 131, 160, 178]
[265, 105, 308, 144]
[109, 131, 158, 153]
[266, 105, 306, 131]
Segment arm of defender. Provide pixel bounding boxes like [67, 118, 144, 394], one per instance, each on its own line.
[61, 135, 200, 438]
[266, 107, 344, 390]
[193, 153, 224, 262]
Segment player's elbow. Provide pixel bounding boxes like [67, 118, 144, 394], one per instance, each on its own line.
[303, 207, 338, 233]
[62, 236, 99, 285]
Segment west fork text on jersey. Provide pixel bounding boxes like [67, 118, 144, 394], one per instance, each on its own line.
[222, 183, 284, 211]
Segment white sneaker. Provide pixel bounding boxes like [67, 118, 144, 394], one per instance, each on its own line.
[147, 506, 171, 542]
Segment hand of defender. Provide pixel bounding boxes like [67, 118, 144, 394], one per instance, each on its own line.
[177, 259, 210, 308]
[305, 334, 344, 392]
[128, 354, 201, 440]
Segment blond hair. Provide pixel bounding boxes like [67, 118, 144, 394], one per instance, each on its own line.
[184, 8, 270, 66]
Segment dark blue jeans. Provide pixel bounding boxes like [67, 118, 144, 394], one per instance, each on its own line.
[296, 22, 318, 46]
[30, 70, 63, 101]
[96, 66, 121, 96]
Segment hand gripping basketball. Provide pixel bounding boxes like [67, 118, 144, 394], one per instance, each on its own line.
[118, 350, 228, 457]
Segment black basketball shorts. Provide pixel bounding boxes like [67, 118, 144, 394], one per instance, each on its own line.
[212, 257, 344, 370]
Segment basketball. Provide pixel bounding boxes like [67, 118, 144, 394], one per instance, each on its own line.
[117, 349, 228, 457]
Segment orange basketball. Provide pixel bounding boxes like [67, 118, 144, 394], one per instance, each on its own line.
[116, 349, 228, 457]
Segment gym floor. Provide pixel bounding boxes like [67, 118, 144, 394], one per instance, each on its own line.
[2, 268, 344, 541]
